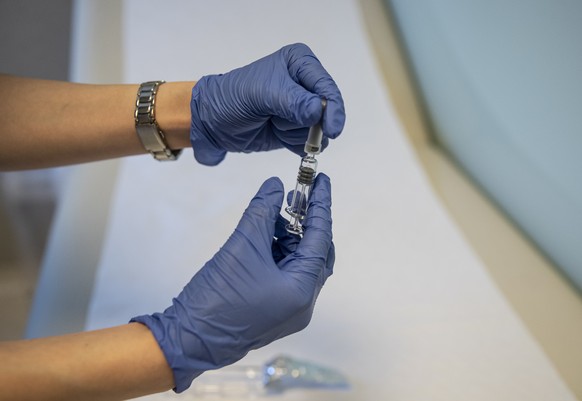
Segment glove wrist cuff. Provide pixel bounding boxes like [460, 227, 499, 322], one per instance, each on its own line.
[130, 314, 204, 393]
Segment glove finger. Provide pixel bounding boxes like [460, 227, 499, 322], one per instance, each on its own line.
[272, 125, 309, 146]
[272, 215, 300, 263]
[276, 134, 329, 157]
[282, 143, 305, 157]
[271, 117, 309, 133]
[275, 214, 291, 237]
[273, 126, 329, 149]
[302, 173, 333, 245]
[322, 97, 346, 140]
[263, 44, 330, 133]
[191, 136, 227, 166]
[269, 80, 323, 128]
[275, 87, 342, 142]
[235, 177, 284, 250]
[283, 43, 346, 139]
[286, 189, 305, 208]
[325, 241, 335, 280]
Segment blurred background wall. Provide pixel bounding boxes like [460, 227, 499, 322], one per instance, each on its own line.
[385, 0, 582, 292]
[0, 0, 73, 340]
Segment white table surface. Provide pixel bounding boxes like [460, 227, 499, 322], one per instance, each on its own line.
[84, 1, 576, 399]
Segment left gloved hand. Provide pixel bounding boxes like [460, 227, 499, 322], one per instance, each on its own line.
[131, 174, 334, 392]
[190, 43, 345, 165]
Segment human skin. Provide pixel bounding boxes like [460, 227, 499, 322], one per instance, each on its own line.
[0, 323, 174, 401]
[0, 74, 193, 170]
[0, 74, 187, 399]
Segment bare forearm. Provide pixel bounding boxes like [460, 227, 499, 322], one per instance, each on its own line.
[0, 74, 193, 170]
[0, 323, 174, 401]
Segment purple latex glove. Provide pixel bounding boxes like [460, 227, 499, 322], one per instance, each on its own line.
[190, 43, 346, 165]
[131, 174, 334, 392]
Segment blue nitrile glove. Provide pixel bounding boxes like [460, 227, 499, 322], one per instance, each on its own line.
[131, 174, 334, 392]
[190, 43, 346, 165]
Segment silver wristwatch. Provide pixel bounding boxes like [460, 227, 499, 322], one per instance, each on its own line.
[134, 80, 182, 161]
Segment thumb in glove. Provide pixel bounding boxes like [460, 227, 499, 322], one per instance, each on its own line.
[131, 174, 334, 392]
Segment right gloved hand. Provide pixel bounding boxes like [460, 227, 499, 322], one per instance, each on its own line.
[190, 43, 346, 165]
[131, 174, 335, 392]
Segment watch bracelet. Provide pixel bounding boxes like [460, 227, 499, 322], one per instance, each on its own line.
[134, 80, 182, 161]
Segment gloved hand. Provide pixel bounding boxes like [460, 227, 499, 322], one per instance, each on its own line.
[190, 43, 346, 165]
[131, 174, 335, 392]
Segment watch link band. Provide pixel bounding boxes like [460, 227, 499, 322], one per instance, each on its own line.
[134, 80, 182, 161]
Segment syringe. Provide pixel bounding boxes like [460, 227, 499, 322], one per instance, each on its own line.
[186, 354, 349, 397]
[285, 99, 326, 235]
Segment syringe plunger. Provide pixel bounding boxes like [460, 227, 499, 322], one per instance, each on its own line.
[303, 99, 327, 155]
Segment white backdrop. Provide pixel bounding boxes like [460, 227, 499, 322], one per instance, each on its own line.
[84, 1, 575, 400]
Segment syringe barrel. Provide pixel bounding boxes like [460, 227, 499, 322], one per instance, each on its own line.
[285, 155, 317, 235]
